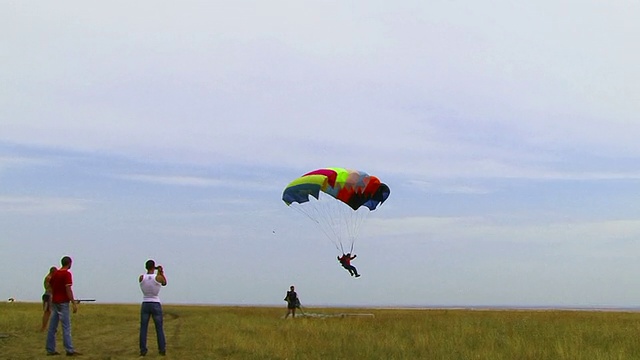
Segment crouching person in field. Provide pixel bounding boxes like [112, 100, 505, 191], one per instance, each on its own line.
[139, 260, 167, 356]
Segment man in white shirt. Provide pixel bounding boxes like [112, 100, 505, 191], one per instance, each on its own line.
[139, 259, 167, 356]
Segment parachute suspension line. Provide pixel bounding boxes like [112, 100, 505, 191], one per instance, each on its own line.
[329, 200, 369, 255]
[313, 197, 339, 251]
[347, 207, 368, 255]
[332, 198, 356, 255]
[314, 194, 364, 255]
[288, 193, 373, 256]
[318, 196, 348, 254]
[290, 200, 343, 253]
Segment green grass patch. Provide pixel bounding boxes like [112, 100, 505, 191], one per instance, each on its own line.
[1, 303, 639, 359]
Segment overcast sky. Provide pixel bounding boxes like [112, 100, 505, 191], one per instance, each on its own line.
[2, 1, 640, 308]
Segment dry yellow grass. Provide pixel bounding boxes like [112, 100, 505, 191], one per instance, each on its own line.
[1, 302, 640, 359]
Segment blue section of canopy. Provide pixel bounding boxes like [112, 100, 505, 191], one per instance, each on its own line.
[282, 183, 321, 205]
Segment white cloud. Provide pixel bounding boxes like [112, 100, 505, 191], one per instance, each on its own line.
[114, 174, 224, 187]
[0, 196, 88, 214]
[366, 216, 640, 246]
[406, 180, 494, 195]
[0, 155, 51, 170]
[111, 173, 282, 192]
[2, 0, 639, 178]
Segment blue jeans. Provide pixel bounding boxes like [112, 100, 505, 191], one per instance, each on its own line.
[139, 302, 166, 354]
[46, 302, 74, 354]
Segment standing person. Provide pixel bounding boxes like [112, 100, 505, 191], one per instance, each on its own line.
[46, 256, 80, 356]
[139, 260, 167, 357]
[284, 285, 299, 318]
[41, 266, 57, 331]
[338, 253, 361, 277]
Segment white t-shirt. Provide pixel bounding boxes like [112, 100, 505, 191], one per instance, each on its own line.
[140, 274, 162, 302]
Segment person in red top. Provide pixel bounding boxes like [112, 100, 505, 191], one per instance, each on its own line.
[46, 256, 81, 356]
[337, 253, 361, 277]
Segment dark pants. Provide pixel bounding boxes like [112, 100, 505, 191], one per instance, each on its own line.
[342, 264, 359, 276]
[139, 302, 166, 354]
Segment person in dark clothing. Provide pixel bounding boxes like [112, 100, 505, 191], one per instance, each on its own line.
[284, 285, 299, 318]
[338, 253, 360, 277]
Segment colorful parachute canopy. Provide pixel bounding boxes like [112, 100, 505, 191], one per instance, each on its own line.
[282, 168, 390, 254]
[282, 168, 390, 211]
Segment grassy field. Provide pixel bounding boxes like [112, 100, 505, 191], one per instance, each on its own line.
[1, 302, 640, 359]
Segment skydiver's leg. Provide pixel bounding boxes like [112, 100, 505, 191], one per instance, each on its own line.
[341, 264, 353, 275]
[351, 266, 360, 277]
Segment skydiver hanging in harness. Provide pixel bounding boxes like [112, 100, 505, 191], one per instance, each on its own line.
[338, 253, 360, 277]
